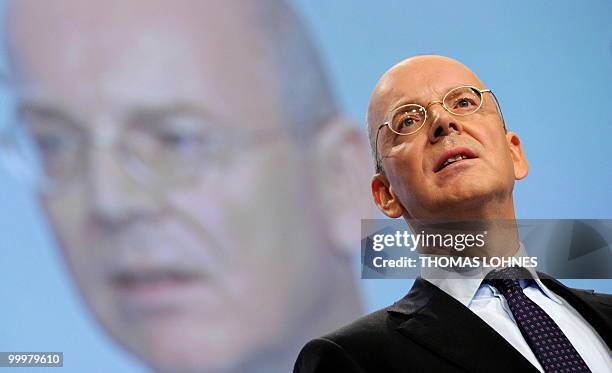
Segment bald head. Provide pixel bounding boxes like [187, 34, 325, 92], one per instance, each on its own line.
[367, 55, 489, 171]
[5, 0, 336, 139]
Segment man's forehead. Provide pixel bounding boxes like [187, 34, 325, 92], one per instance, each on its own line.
[6, 0, 273, 79]
[5, 0, 285, 126]
[368, 56, 484, 124]
[379, 57, 482, 102]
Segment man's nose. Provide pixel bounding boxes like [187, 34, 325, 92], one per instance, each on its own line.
[426, 103, 463, 143]
[86, 145, 159, 229]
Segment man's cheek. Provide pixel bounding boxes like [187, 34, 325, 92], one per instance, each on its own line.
[42, 190, 87, 243]
[167, 186, 233, 242]
[388, 157, 422, 187]
[42, 192, 106, 296]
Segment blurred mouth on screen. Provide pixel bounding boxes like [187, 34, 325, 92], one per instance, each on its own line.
[107, 262, 216, 317]
[99, 221, 223, 315]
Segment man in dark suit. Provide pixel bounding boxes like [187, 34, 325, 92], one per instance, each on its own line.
[294, 55, 612, 372]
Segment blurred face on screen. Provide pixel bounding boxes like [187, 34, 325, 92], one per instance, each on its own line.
[6, 1, 341, 371]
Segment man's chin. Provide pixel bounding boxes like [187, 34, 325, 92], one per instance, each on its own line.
[100, 310, 266, 373]
[423, 188, 502, 218]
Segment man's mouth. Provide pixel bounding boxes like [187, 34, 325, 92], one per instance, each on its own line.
[112, 269, 203, 290]
[110, 267, 209, 310]
[434, 147, 477, 173]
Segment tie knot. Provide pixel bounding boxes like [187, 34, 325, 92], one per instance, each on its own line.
[483, 266, 532, 296]
[486, 266, 532, 280]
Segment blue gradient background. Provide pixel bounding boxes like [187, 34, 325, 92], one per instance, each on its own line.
[1, 1, 611, 371]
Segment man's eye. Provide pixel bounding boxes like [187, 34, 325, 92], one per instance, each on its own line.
[400, 118, 415, 128]
[396, 114, 421, 129]
[37, 134, 62, 152]
[157, 131, 203, 151]
[160, 132, 196, 145]
[34, 133, 76, 157]
[454, 97, 477, 109]
[392, 112, 423, 134]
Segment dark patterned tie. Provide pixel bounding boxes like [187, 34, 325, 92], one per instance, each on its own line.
[484, 267, 592, 373]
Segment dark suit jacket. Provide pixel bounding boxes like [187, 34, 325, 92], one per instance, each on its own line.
[294, 274, 612, 373]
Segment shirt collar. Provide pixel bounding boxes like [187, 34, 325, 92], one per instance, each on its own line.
[530, 277, 563, 304]
[421, 242, 563, 307]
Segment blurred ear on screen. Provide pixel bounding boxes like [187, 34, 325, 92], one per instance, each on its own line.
[313, 116, 375, 256]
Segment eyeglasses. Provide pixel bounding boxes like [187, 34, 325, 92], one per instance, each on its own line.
[0, 106, 282, 193]
[374, 85, 503, 172]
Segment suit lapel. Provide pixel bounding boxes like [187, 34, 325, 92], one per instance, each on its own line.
[388, 278, 539, 373]
[539, 273, 612, 350]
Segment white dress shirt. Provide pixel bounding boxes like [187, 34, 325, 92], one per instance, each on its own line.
[421, 244, 612, 373]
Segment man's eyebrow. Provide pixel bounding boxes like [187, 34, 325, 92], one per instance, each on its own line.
[384, 83, 480, 115]
[18, 100, 222, 129]
[382, 96, 424, 122]
[388, 96, 421, 111]
[128, 102, 217, 122]
[17, 100, 80, 126]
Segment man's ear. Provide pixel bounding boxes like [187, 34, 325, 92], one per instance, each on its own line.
[506, 132, 528, 180]
[312, 116, 377, 256]
[371, 173, 404, 218]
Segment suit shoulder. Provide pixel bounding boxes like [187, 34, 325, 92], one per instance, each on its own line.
[322, 307, 396, 346]
[539, 273, 612, 305]
[569, 287, 612, 305]
[294, 308, 399, 373]
[541, 275, 612, 317]
[293, 337, 365, 373]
